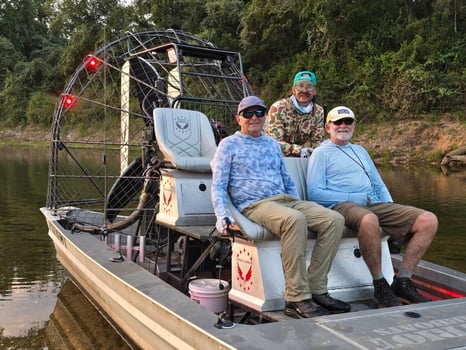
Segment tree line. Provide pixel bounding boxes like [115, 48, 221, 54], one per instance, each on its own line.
[0, 0, 464, 128]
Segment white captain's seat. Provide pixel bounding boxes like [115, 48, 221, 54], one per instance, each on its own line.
[154, 107, 218, 225]
[153, 108, 217, 172]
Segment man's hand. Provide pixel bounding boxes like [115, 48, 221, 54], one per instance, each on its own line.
[216, 216, 236, 234]
[300, 147, 313, 158]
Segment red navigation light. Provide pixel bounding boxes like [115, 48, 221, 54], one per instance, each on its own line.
[63, 94, 77, 109]
[85, 55, 100, 71]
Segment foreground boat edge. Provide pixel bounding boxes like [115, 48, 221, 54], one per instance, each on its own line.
[41, 207, 239, 350]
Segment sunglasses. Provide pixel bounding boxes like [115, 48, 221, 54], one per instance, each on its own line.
[332, 118, 354, 125]
[295, 84, 314, 93]
[241, 109, 266, 119]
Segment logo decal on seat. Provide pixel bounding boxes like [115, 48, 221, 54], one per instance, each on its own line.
[160, 177, 174, 213]
[236, 247, 253, 291]
[174, 115, 190, 133]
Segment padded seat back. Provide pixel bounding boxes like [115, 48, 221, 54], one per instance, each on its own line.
[153, 108, 217, 172]
[284, 157, 308, 200]
[228, 157, 309, 240]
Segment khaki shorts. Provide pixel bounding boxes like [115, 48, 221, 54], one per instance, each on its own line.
[332, 202, 425, 239]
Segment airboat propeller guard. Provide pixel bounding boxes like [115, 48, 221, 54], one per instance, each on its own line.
[46, 29, 251, 219]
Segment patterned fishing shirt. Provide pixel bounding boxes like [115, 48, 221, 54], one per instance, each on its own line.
[265, 96, 325, 157]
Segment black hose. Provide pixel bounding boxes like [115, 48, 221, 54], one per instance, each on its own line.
[71, 191, 156, 235]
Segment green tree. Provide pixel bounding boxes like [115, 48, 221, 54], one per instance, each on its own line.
[238, 0, 311, 101]
[0, 58, 52, 125]
[26, 91, 56, 125]
[51, 0, 131, 78]
[199, 0, 245, 50]
[0, 0, 465, 129]
[0, 63, 30, 125]
[240, 0, 306, 72]
[123, 0, 157, 32]
[151, 0, 206, 33]
[0, 37, 20, 87]
[0, 0, 49, 57]
[50, 0, 120, 37]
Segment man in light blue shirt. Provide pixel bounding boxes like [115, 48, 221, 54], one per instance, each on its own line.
[307, 106, 438, 308]
[211, 96, 350, 317]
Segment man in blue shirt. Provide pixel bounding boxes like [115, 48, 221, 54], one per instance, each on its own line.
[211, 96, 350, 317]
[307, 106, 437, 308]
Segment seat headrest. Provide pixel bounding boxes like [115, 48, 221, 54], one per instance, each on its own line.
[154, 108, 218, 172]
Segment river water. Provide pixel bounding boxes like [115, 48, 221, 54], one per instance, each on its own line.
[0, 146, 465, 348]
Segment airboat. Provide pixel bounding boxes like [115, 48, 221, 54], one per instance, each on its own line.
[41, 29, 466, 349]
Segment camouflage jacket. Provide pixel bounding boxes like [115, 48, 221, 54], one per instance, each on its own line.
[265, 97, 325, 157]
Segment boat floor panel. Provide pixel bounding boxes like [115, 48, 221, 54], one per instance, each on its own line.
[319, 299, 466, 349]
[217, 298, 466, 349]
[267, 298, 378, 318]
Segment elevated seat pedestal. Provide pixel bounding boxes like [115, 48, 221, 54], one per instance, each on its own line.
[229, 236, 394, 312]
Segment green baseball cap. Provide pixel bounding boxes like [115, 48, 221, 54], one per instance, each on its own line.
[293, 71, 317, 86]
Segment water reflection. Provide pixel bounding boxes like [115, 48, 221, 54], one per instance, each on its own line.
[0, 147, 66, 339]
[380, 165, 466, 272]
[0, 147, 135, 348]
[46, 279, 131, 350]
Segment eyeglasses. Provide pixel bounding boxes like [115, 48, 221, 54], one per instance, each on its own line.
[241, 109, 266, 119]
[332, 118, 355, 125]
[294, 84, 314, 93]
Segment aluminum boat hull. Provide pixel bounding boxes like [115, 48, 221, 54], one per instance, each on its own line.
[41, 207, 466, 350]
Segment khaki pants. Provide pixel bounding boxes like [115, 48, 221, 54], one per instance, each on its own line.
[242, 194, 344, 301]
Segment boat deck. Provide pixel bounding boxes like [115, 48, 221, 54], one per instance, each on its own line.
[218, 297, 466, 349]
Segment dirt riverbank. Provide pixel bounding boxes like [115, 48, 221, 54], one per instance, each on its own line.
[1, 116, 465, 166]
[352, 116, 465, 166]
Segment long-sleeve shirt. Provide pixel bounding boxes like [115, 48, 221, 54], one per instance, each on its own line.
[211, 131, 299, 219]
[306, 139, 392, 208]
[265, 97, 325, 157]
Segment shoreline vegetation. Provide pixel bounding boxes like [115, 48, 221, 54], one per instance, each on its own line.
[1, 116, 465, 167]
[1, 3, 464, 171]
[2, 2, 465, 153]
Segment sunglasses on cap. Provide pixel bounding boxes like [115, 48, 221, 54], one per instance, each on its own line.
[332, 118, 355, 125]
[240, 109, 266, 119]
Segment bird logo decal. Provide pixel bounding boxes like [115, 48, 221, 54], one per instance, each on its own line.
[175, 120, 189, 130]
[236, 247, 254, 291]
[160, 178, 173, 212]
[163, 191, 172, 206]
[174, 115, 190, 133]
[237, 263, 252, 282]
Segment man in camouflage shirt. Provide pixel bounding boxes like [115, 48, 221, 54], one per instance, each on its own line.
[265, 71, 325, 157]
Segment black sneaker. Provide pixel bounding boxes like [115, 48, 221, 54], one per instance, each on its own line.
[312, 293, 351, 314]
[391, 277, 432, 304]
[373, 278, 402, 308]
[284, 299, 329, 318]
